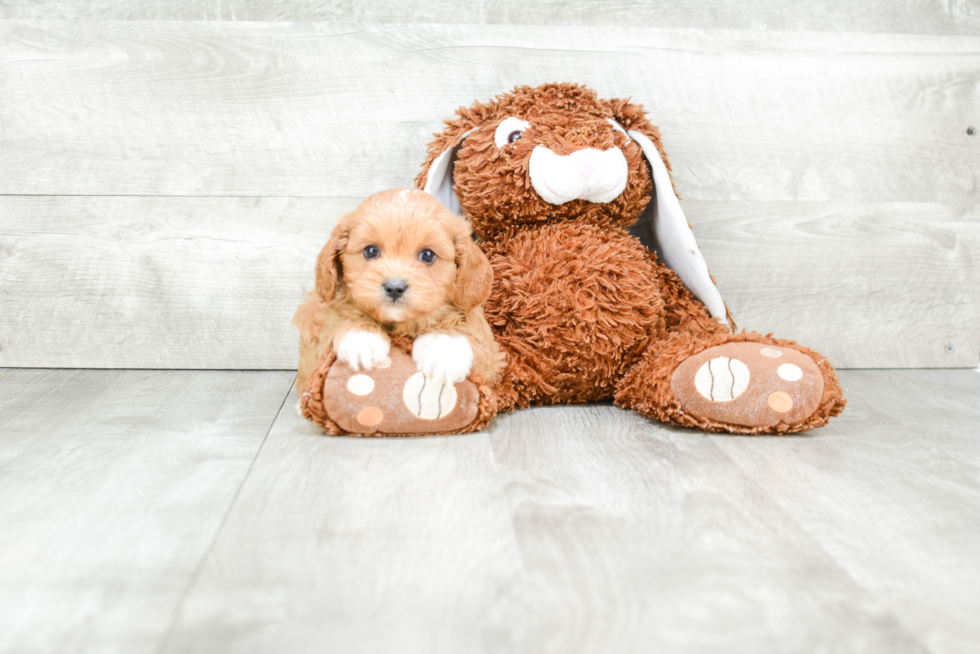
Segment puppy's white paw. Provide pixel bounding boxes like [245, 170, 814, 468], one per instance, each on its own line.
[412, 333, 474, 384]
[335, 331, 391, 371]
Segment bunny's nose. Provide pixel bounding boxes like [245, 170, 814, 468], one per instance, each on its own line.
[571, 150, 601, 179]
[383, 279, 408, 300]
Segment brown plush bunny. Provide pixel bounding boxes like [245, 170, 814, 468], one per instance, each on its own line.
[415, 82, 845, 434]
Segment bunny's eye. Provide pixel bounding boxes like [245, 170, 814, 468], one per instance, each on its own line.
[363, 245, 380, 259]
[607, 118, 631, 142]
[418, 249, 436, 264]
[494, 117, 530, 148]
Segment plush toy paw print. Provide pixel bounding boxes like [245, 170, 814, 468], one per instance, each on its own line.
[675, 343, 823, 427]
[299, 348, 496, 437]
[618, 332, 840, 434]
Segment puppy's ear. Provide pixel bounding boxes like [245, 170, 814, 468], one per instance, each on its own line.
[314, 217, 351, 302]
[603, 98, 729, 327]
[448, 215, 493, 311]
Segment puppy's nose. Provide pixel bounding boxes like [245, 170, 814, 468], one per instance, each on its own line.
[383, 279, 408, 300]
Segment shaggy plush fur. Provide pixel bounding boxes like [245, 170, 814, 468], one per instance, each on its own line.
[482, 222, 667, 408]
[415, 82, 845, 434]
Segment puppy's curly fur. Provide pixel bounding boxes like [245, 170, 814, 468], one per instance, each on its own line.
[293, 188, 503, 393]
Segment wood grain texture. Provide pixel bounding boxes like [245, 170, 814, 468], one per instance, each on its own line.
[686, 201, 980, 368]
[2, 196, 976, 369]
[0, 22, 977, 203]
[711, 368, 980, 654]
[159, 370, 980, 653]
[1, 21, 976, 369]
[160, 387, 525, 654]
[1, 369, 977, 653]
[483, 399, 927, 653]
[1, 1, 978, 35]
[0, 368, 295, 654]
[0, 195, 361, 369]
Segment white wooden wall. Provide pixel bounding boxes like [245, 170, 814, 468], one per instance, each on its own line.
[0, 6, 978, 369]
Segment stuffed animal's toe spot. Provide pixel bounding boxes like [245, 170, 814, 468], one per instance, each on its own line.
[694, 357, 750, 402]
[767, 391, 794, 413]
[347, 374, 375, 396]
[760, 347, 783, 358]
[357, 406, 384, 427]
[777, 364, 803, 381]
[403, 372, 458, 420]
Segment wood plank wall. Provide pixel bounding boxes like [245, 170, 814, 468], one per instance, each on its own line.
[0, 6, 978, 369]
[4, 1, 979, 34]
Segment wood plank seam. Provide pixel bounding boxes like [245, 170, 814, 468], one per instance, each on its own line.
[151, 373, 297, 654]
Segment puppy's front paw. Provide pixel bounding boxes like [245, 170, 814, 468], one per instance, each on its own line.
[412, 333, 474, 384]
[335, 331, 391, 371]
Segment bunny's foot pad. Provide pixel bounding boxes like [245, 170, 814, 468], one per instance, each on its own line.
[299, 348, 496, 436]
[671, 341, 826, 430]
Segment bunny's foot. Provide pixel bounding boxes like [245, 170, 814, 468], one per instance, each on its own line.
[616, 332, 845, 434]
[299, 348, 496, 436]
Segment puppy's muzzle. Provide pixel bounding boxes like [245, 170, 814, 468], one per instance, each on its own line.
[383, 278, 408, 301]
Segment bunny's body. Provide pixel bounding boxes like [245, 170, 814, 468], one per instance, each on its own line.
[482, 222, 669, 407]
[417, 83, 844, 433]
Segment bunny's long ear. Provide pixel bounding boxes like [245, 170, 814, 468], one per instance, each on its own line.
[418, 128, 475, 216]
[605, 99, 728, 325]
[626, 129, 728, 326]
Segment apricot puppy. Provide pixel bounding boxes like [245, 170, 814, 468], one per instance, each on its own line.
[293, 188, 501, 398]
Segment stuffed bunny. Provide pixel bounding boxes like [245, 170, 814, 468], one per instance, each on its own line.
[415, 82, 845, 434]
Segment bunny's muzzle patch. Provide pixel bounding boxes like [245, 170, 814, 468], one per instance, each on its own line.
[528, 146, 629, 205]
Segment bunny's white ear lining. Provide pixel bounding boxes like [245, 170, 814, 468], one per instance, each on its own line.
[423, 128, 474, 217]
[627, 130, 728, 325]
[422, 126, 728, 326]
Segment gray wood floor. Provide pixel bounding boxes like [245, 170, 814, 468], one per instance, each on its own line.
[2, 368, 978, 654]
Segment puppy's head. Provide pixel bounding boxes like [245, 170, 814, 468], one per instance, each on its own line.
[315, 188, 492, 323]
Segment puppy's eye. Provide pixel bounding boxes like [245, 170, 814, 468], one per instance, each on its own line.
[418, 249, 436, 264]
[363, 245, 380, 259]
[494, 117, 530, 148]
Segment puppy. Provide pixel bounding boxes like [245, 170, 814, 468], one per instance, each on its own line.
[293, 188, 502, 397]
